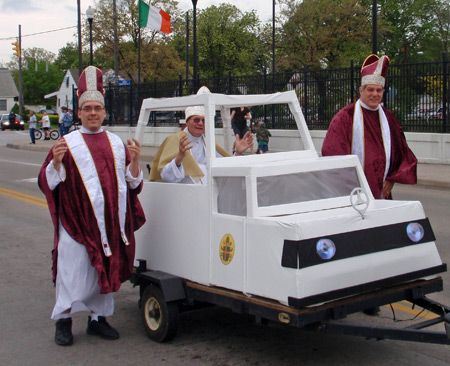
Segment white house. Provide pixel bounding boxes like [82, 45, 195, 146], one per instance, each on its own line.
[44, 69, 80, 115]
[45, 68, 128, 115]
[0, 68, 19, 115]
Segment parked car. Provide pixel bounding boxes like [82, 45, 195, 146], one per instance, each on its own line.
[406, 108, 429, 121]
[428, 107, 444, 120]
[38, 109, 58, 115]
[1, 113, 25, 131]
[147, 111, 178, 125]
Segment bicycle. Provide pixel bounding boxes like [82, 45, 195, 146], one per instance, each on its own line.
[68, 121, 81, 133]
[35, 126, 59, 140]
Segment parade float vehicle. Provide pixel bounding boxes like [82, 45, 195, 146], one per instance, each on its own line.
[131, 90, 450, 344]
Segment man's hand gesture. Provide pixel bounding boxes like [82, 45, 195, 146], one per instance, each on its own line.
[234, 131, 253, 155]
[175, 135, 192, 167]
[52, 138, 68, 171]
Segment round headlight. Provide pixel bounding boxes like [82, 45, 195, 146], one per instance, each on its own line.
[316, 239, 336, 260]
[407, 222, 424, 243]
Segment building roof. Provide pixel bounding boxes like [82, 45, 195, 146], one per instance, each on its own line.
[0, 68, 19, 97]
[68, 69, 80, 86]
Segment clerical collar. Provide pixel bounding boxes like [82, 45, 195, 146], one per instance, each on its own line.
[358, 99, 379, 112]
[185, 128, 203, 144]
[80, 126, 104, 134]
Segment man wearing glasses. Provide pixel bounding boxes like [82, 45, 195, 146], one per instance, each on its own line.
[38, 66, 146, 346]
[150, 87, 253, 184]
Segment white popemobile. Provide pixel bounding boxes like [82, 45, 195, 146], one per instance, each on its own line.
[131, 90, 450, 344]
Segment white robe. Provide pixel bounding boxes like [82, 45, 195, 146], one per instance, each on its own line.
[47, 126, 142, 320]
[161, 129, 222, 184]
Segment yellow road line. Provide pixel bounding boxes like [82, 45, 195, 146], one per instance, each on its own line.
[384, 301, 441, 321]
[0, 187, 48, 208]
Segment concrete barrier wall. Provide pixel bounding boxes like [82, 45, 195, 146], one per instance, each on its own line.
[106, 126, 450, 165]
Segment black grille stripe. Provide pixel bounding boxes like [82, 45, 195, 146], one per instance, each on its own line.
[288, 264, 447, 308]
[282, 218, 435, 269]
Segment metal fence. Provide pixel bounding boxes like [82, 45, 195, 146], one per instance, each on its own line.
[75, 56, 450, 133]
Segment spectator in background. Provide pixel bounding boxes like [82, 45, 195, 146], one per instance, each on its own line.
[40, 111, 51, 140]
[61, 107, 72, 136]
[230, 106, 251, 138]
[254, 120, 272, 154]
[29, 110, 37, 145]
[231, 106, 253, 154]
[9, 111, 16, 126]
[58, 108, 65, 137]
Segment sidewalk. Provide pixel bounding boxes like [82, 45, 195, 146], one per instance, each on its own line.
[7, 139, 450, 191]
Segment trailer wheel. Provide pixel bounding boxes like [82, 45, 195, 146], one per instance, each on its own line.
[141, 284, 179, 342]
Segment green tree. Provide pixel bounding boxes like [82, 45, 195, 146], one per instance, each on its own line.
[196, 4, 266, 77]
[278, 0, 371, 70]
[21, 61, 63, 105]
[377, 0, 440, 63]
[9, 48, 63, 106]
[54, 42, 81, 72]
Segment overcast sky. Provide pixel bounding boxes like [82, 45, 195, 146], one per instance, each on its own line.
[0, 0, 275, 67]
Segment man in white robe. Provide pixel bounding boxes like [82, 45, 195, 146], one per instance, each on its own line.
[39, 66, 145, 346]
[150, 88, 253, 184]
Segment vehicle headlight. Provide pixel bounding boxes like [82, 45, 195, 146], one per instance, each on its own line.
[20, 121, 24, 125]
[407, 222, 424, 243]
[316, 239, 336, 260]
[4, 121, 9, 126]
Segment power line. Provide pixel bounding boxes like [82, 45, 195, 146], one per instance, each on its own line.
[0, 26, 77, 41]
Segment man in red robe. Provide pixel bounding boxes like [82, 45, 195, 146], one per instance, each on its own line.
[39, 66, 145, 346]
[322, 55, 417, 199]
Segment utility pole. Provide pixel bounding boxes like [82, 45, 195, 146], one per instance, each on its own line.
[12, 25, 23, 116]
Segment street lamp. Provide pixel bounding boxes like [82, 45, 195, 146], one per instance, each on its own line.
[372, 0, 377, 54]
[86, 6, 94, 65]
[191, 0, 198, 91]
[77, 0, 82, 76]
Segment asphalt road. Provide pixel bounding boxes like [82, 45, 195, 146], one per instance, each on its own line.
[0, 132, 449, 365]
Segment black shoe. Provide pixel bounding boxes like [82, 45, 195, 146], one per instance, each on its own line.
[363, 306, 380, 316]
[55, 318, 73, 346]
[87, 316, 119, 340]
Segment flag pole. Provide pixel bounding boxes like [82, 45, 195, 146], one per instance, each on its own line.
[136, 0, 143, 142]
[138, 20, 141, 85]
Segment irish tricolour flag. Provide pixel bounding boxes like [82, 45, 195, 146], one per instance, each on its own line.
[139, 0, 172, 34]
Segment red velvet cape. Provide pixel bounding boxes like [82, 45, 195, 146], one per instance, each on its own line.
[322, 103, 417, 199]
[38, 132, 146, 293]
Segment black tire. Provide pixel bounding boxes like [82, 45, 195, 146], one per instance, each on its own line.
[140, 285, 179, 342]
[50, 130, 59, 140]
[35, 129, 42, 140]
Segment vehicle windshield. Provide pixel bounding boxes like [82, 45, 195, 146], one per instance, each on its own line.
[216, 167, 360, 216]
[257, 167, 359, 207]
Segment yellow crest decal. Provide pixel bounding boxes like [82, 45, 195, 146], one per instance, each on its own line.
[219, 234, 235, 265]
